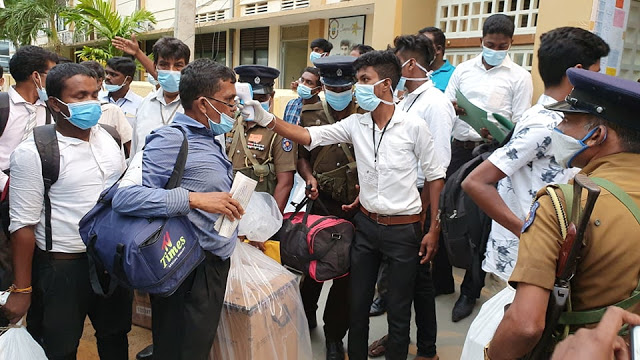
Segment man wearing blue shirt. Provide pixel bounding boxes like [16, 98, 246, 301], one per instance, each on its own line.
[419, 27, 454, 93]
[113, 59, 244, 360]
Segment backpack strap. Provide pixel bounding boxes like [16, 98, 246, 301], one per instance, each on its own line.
[165, 126, 189, 189]
[98, 124, 122, 148]
[0, 92, 9, 137]
[33, 125, 60, 252]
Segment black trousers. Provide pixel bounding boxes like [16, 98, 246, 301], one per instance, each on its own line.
[150, 252, 230, 360]
[27, 249, 132, 360]
[300, 275, 350, 341]
[348, 212, 421, 360]
[432, 143, 486, 298]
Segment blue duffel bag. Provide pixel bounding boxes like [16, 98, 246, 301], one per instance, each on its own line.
[79, 127, 204, 297]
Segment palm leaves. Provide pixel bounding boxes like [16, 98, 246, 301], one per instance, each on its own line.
[0, 0, 69, 50]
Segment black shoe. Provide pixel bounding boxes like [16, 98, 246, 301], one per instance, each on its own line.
[326, 340, 345, 360]
[369, 296, 386, 317]
[452, 294, 476, 322]
[136, 344, 153, 360]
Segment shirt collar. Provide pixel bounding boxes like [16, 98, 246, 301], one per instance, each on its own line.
[407, 80, 435, 96]
[433, 60, 454, 75]
[357, 106, 405, 128]
[153, 87, 181, 106]
[537, 94, 557, 106]
[172, 112, 210, 134]
[302, 100, 323, 112]
[580, 153, 640, 177]
[474, 53, 514, 70]
[9, 86, 46, 107]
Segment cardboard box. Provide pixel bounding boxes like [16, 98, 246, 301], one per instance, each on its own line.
[132, 290, 152, 329]
[211, 272, 301, 360]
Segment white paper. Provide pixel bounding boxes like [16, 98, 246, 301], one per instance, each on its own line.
[214, 172, 258, 238]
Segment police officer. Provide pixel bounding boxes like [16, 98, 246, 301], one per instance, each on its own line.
[298, 56, 360, 360]
[486, 68, 640, 359]
[227, 65, 296, 213]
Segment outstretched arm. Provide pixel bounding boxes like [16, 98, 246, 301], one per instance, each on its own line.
[112, 33, 157, 79]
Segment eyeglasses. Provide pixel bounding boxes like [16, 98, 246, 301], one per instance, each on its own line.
[205, 96, 239, 109]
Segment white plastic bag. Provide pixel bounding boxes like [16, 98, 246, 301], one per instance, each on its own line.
[238, 192, 283, 242]
[0, 317, 48, 360]
[210, 242, 312, 360]
[461, 286, 516, 360]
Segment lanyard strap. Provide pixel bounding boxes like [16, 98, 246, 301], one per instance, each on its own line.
[160, 101, 180, 125]
[372, 119, 391, 164]
[403, 90, 426, 113]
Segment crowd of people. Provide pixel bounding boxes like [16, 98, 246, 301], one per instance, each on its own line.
[1, 11, 640, 360]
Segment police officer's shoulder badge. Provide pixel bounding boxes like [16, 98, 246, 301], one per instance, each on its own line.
[282, 138, 293, 152]
[521, 201, 540, 233]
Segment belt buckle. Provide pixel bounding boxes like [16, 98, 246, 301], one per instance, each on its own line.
[375, 213, 388, 226]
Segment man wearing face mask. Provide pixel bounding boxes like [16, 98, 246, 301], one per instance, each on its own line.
[100, 56, 143, 126]
[486, 68, 640, 359]
[418, 27, 454, 93]
[2, 63, 131, 359]
[122, 36, 190, 157]
[240, 50, 445, 360]
[112, 59, 244, 360]
[442, 13, 534, 322]
[310, 38, 333, 64]
[297, 56, 362, 360]
[226, 65, 295, 213]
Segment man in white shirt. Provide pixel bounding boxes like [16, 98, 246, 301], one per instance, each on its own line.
[244, 50, 446, 360]
[462, 27, 610, 282]
[99, 56, 143, 126]
[441, 14, 534, 322]
[2, 63, 130, 360]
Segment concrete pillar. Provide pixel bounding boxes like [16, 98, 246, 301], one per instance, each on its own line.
[174, 0, 196, 62]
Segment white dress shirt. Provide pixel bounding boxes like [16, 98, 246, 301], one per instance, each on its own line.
[100, 89, 144, 126]
[9, 126, 125, 253]
[398, 80, 455, 185]
[130, 87, 183, 157]
[306, 108, 446, 216]
[0, 86, 49, 190]
[99, 103, 133, 144]
[445, 54, 533, 141]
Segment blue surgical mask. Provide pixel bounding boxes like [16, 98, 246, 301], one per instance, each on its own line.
[147, 73, 159, 87]
[396, 59, 432, 93]
[310, 51, 324, 63]
[157, 69, 181, 93]
[297, 83, 318, 100]
[33, 75, 48, 103]
[260, 100, 270, 112]
[355, 79, 394, 112]
[325, 88, 353, 111]
[204, 98, 235, 135]
[57, 99, 102, 130]
[103, 77, 128, 93]
[482, 46, 509, 67]
[549, 127, 602, 168]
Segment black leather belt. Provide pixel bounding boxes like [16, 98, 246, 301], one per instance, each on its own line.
[452, 139, 482, 149]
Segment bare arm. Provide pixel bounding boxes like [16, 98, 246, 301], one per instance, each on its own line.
[419, 178, 444, 264]
[297, 157, 318, 200]
[112, 33, 157, 79]
[266, 117, 312, 146]
[2, 226, 35, 323]
[462, 160, 524, 236]
[273, 171, 294, 213]
[488, 283, 549, 359]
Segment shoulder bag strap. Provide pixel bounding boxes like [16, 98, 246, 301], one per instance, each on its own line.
[227, 116, 244, 159]
[33, 124, 60, 251]
[321, 100, 355, 163]
[0, 92, 9, 137]
[164, 126, 189, 189]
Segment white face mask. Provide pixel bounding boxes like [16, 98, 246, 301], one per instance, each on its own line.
[550, 127, 601, 168]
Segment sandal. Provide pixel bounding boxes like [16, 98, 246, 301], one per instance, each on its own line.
[367, 334, 388, 357]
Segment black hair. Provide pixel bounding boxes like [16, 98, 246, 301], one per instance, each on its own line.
[9, 45, 58, 82]
[45, 63, 95, 100]
[80, 60, 105, 79]
[300, 66, 321, 86]
[393, 35, 436, 69]
[153, 37, 191, 65]
[340, 39, 351, 47]
[310, 38, 333, 53]
[587, 115, 640, 154]
[418, 26, 447, 55]
[57, 56, 73, 64]
[482, 14, 515, 38]
[538, 27, 610, 88]
[180, 58, 236, 110]
[350, 44, 374, 56]
[106, 56, 136, 78]
[353, 50, 401, 89]
[0, 66, 3, 78]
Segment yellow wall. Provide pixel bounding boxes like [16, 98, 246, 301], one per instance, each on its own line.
[307, 19, 326, 66]
[531, 0, 594, 99]
[371, 0, 438, 50]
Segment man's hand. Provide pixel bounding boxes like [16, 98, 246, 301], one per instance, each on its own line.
[2, 292, 31, 324]
[290, 81, 299, 91]
[452, 100, 467, 116]
[305, 178, 319, 200]
[248, 241, 267, 252]
[112, 33, 141, 56]
[243, 100, 275, 127]
[418, 231, 438, 264]
[551, 306, 640, 360]
[189, 192, 244, 220]
[341, 185, 360, 212]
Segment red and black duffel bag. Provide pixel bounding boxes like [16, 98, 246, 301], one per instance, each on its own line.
[275, 198, 354, 282]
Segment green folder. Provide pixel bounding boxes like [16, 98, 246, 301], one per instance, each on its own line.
[455, 90, 513, 143]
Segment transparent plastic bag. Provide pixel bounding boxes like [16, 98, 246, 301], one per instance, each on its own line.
[461, 286, 516, 359]
[0, 315, 48, 360]
[210, 241, 312, 360]
[238, 192, 283, 242]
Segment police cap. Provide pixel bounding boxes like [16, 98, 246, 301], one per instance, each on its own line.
[313, 55, 357, 87]
[233, 65, 280, 94]
[546, 68, 640, 131]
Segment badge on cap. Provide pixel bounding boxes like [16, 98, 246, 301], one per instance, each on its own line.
[336, 69, 342, 77]
[254, 76, 261, 84]
[521, 201, 540, 233]
[282, 138, 293, 152]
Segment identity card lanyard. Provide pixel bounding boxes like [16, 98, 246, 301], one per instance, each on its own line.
[372, 119, 391, 168]
[160, 101, 180, 125]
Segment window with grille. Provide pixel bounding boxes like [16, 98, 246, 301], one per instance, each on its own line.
[243, 2, 269, 15]
[436, 0, 539, 39]
[620, 0, 640, 81]
[194, 32, 227, 65]
[445, 45, 534, 71]
[195, 10, 227, 24]
[240, 27, 270, 65]
[281, 0, 310, 10]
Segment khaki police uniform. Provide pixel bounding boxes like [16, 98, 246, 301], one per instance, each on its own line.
[226, 118, 296, 195]
[511, 153, 640, 312]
